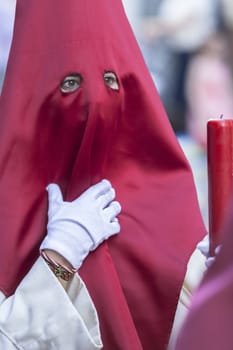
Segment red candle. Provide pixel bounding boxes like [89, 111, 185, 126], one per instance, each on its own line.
[207, 117, 233, 256]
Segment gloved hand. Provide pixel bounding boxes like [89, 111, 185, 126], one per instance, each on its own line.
[40, 179, 121, 269]
[197, 235, 221, 268]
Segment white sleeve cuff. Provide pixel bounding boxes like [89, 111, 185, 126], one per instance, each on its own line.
[0, 257, 103, 350]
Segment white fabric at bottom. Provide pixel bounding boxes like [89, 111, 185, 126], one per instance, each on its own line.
[0, 257, 103, 349]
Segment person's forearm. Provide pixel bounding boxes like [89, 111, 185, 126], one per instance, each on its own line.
[42, 249, 75, 290]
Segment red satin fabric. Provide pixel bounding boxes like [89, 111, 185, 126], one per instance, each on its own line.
[0, 1, 206, 349]
[175, 196, 233, 350]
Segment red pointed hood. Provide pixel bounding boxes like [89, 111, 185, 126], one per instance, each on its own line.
[0, 0, 206, 348]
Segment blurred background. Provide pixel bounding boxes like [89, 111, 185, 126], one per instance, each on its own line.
[1, 0, 233, 229]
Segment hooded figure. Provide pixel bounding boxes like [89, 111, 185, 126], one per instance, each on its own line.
[175, 195, 233, 350]
[0, 0, 206, 349]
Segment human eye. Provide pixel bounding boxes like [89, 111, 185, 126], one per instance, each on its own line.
[60, 73, 82, 94]
[103, 71, 119, 90]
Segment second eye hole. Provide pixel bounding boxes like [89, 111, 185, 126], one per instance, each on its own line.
[103, 71, 119, 90]
[60, 73, 82, 94]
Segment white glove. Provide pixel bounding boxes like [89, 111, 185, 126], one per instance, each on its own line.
[197, 235, 221, 268]
[40, 179, 121, 269]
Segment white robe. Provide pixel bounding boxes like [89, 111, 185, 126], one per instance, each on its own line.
[0, 249, 206, 349]
[0, 257, 103, 349]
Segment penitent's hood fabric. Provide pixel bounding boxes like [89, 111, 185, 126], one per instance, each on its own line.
[0, 1, 206, 349]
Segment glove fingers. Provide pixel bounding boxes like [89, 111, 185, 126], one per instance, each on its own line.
[93, 179, 112, 198]
[99, 188, 116, 208]
[47, 183, 63, 201]
[104, 201, 121, 221]
[215, 245, 222, 255]
[197, 235, 210, 257]
[75, 179, 112, 202]
[91, 220, 121, 250]
[47, 183, 64, 214]
[206, 256, 215, 268]
[106, 221, 121, 237]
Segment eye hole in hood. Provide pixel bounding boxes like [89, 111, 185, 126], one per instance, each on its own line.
[60, 73, 82, 94]
[103, 71, 119, 91]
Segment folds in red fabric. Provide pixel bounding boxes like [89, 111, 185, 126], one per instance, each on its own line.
[0, 1, 206, 348]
